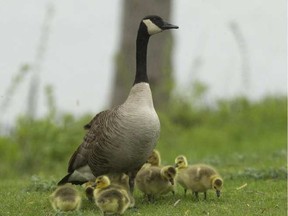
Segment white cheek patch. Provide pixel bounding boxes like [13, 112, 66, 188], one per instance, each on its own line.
[143, 19, 162, 35]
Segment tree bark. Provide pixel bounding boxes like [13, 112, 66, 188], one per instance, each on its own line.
[110, 0, 175, 110]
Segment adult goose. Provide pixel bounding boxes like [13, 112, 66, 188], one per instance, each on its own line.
[58, 15, 178, 191]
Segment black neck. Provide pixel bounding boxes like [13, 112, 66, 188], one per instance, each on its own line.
[133, 23, 150, 85]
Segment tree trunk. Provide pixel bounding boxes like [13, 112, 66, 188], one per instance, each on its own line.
[110, 0, 175, 110]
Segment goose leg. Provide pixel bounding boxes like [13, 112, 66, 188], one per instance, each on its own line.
[128, 167, 141, 193]
[128, 174, 135, 193]
[204, 192, 207, 200]
[141, 194, 148, 203]
[184, 189, 187, 196]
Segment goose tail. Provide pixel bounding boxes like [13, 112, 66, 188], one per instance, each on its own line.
[58, 173, 72, 185]
[58, 173, 85, 185]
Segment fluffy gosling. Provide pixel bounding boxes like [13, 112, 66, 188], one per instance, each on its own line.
[83, 173, 135, 207]
[140, 149, 162, 170]
[49, 184, 81, 212]
[136, 165, 177, 202]
[83, 181, 95, 201]
[147, 149, 161, 166]
[93, 175, 130, 215]
[107, 173, 135, 208]
[175, 155, 223, 200]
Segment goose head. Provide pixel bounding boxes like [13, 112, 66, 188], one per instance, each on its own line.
[141, 15, 178, 36]
[211, 175, 223, 197]
[94, 175, 111, 189]
[174, 155, 188, 169]
[146, 149, 161, 166]
[160, 166, 177, 185]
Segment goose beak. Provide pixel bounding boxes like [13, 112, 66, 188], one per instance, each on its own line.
[216, 190, 221, 197]
[162, 21, 179, 30]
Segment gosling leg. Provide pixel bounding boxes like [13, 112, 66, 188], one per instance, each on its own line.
[147, 194, 155, 203]
[204, 192, 207, 200]
[193, 191, 199, 200]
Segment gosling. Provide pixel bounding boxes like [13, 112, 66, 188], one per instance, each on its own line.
[93, 175, 130, 215]
[175, 155, 223, 200]
[83, 181, 95, 201]
[83, 173, 134, 207]
[49, 184, 81, 212]
[140, 149, 162, 170]
[147, 149, 161, 166]
[136, 165, 177, 202]
[107, 173, 135, 208]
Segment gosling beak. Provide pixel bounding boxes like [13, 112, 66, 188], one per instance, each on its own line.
[216, 190, 221, 197]
[174, 163, 178, 168]
[162, 21, 179, 30]
[169, 178, 174, 185]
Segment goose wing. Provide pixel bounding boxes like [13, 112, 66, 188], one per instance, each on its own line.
[83, 110, 107, 130]
[67, 109, 111, 173]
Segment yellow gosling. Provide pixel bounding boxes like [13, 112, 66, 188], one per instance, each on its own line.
[107, 173, 135, 208]
[140, 149, 162, 170]
[147, 149, 161, 166]
[93, 175, 130, 215]
[175, 155, 223, 200]
[49, 184, 81, 212]
[83, 181, 95, 201]
[136, 165, 177, 202]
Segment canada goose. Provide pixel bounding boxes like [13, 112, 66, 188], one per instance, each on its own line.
[49, 185, 81, 212]
[58, 16, 178, 193]
[136, 165, 177, 202]
[175, 155, 223, 200]
[93, 175, 130, 215]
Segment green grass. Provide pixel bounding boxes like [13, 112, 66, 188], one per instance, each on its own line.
[0, 96, 286, 215]
[0, 178, 286, 215]
[1, 143, 286, 215]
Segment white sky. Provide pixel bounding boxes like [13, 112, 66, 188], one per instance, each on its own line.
[0, 0, 286, 125]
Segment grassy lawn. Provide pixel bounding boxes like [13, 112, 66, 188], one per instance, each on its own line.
[0, 96, 286, 215]
[0, 177, 286, 215]
[1, 140, 286, 216]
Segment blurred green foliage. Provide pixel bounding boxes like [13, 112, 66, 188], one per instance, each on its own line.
[158, 94, 286, 177]
[0, 113, 92, 177]
[0, 89, 286, 180]
[0, 87, 286, 216]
